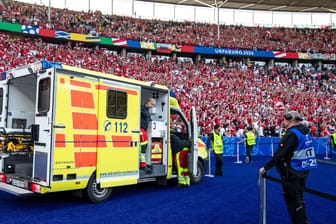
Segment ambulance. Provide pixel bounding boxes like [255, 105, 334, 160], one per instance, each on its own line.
[0, 60, 208, 202]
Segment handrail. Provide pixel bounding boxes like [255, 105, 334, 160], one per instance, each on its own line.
[263, 174, 336, 201]
[234, 139, 245, 164]
[258, 173, 267, 224]
[259, 173, 336, 224]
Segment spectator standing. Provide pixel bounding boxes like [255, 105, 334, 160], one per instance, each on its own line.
[207, 125, 223, 176]
[259, 111, 317, 224]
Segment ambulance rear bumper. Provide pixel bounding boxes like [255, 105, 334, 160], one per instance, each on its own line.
[0, 182, 34, 196]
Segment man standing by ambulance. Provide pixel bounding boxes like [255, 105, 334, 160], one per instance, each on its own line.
[140, 98, 156, 173]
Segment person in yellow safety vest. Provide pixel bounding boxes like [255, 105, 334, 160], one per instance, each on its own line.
[244, 126, 256, 163]
[140, 98, 156, 173]
[330, 130, 336, 159]
[206, 125, 223, 176]
[170, 134, 190, 187]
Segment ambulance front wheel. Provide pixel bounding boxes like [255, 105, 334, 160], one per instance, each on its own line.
[191, 160, 204, 184]
[83, 174, 113, 203]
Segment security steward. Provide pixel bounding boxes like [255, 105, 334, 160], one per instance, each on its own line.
[244, 126, 256, 163]
[259, 111, 317, 224]
[170, 134, 190, 187]
[330, 130, 336, 158]
[207, 125, 223, 176]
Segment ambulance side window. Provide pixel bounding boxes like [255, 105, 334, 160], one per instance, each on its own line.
[0, 88, 3, 115]
[107, 90, 127, 119]
[38, 78, 50, 113]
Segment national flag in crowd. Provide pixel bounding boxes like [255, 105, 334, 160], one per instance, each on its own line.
[85, 35, 100, 42]
[55, 31, 70, 39]
[39, 28, 55, 38]
[112, 38, 127, 46]
[21, 25, 39, 35]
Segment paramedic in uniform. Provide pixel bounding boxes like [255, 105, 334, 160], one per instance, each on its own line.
[170, 134, 190, 187]
[140, 98, 156, 173]
[259, 111, 317, 224]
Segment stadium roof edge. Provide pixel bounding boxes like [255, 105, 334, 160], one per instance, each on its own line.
[137, 0, 336, 13]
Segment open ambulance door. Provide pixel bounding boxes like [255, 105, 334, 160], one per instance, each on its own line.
[189, 106, 198, 178]
[0, 80, 7, 128]
[96, 80, 141, 188]
[33, 70, 55, 187]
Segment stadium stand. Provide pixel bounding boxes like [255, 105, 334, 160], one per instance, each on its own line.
[0, 1, 335, 137]
[1, 0, 336, 53]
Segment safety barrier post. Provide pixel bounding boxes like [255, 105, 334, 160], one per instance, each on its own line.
[258, 174, 267, 224]
[324, 140, 330, 160]
[235, 139, 244, 164]
[205, 149, 214, 177]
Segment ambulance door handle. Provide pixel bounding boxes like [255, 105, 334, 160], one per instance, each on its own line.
[131, 141, 138, 147]
[53, 124, 66, 129]
[132, 129, 140, 134]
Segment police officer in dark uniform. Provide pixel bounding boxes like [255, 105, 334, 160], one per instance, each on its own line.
[259, 111, 317, 224]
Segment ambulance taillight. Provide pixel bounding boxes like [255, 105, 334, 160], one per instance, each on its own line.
[31, 183, 41, 193]
[0, 174, 6, 182]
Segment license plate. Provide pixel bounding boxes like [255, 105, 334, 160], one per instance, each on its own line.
[12, 179, 25, 188]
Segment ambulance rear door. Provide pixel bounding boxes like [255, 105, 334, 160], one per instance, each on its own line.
[189, 106, 198, 176]
[96, 79, 141, 188]
[33, 68, 55, 186]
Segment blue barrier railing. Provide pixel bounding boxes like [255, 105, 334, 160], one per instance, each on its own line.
[201, 136, 331, 157]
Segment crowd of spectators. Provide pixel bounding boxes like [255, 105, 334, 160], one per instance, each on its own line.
[1, 0, 336, 53]
[1, 32, 335, 138]
[0, 1, 336, 138]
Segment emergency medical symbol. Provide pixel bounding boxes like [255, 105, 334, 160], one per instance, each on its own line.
[153, 144, 162, 153]
[104, 120, 112, 132]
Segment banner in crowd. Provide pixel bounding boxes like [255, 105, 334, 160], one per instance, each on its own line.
[0, 21, 335, 61]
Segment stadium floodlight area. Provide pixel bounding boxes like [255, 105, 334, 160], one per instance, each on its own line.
[16, 0, 336, 28]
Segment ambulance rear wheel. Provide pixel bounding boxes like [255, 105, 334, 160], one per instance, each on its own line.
[84, 174, 112, 203]
[191, 160, 204, 184]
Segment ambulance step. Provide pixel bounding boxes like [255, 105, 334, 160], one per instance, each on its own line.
[139, 164, 166, 178]
[0, 182, 33, 196]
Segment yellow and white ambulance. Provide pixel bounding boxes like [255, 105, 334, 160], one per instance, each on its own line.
[0, 61, 207, 202]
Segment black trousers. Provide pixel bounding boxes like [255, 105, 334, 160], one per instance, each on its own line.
[282, 175, 308, 224]
[246, 145, 253, 163]
[214, 153, 223, 176]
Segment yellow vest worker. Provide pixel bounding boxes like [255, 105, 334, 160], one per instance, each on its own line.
[245, 127, 256, 163]
[331, 132, 336, 158]
[207, 125, 223, 176]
